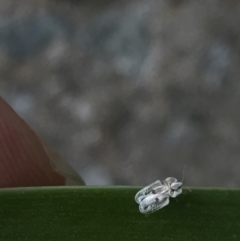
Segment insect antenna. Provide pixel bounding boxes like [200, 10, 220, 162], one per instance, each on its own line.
[181, 165, 186, 183]
[181, 165, 192, 193]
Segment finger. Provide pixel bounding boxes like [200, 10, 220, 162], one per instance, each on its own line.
[0, 97, 85, 187]
[39, 138, 85, 186]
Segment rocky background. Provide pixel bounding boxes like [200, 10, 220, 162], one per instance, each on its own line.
[1, 0, 240, 187]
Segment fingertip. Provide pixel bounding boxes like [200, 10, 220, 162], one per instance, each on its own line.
[0, 97, 67, 187]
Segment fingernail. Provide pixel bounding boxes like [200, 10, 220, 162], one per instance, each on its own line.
[39, 139, 85, 186]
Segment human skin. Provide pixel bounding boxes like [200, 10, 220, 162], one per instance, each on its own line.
[0, 97, 85, 188]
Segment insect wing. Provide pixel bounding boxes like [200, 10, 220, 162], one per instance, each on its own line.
[171, 182, 182, 190]
[152, 185, 168, 195]
[135, 180, 162, 204]
[139, 194, 170, 214]
[163, 177, 177, 186]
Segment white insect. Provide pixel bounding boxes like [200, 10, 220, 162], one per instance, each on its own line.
[135, 177, 183, 214]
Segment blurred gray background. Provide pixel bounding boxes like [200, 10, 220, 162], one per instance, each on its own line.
[1, 0, 240, 187]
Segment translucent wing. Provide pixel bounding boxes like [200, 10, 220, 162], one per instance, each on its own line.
[135, 180, 162, 204]
[163, 177, 177, 186]
[171, 182, 182, 190]
[152, 185, 168, 195]
[139, 194, 170, 214]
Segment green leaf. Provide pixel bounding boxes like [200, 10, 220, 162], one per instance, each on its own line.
[0, 187, 240, 241]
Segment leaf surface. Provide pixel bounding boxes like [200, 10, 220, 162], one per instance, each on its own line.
[0, 187, 239, 241]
